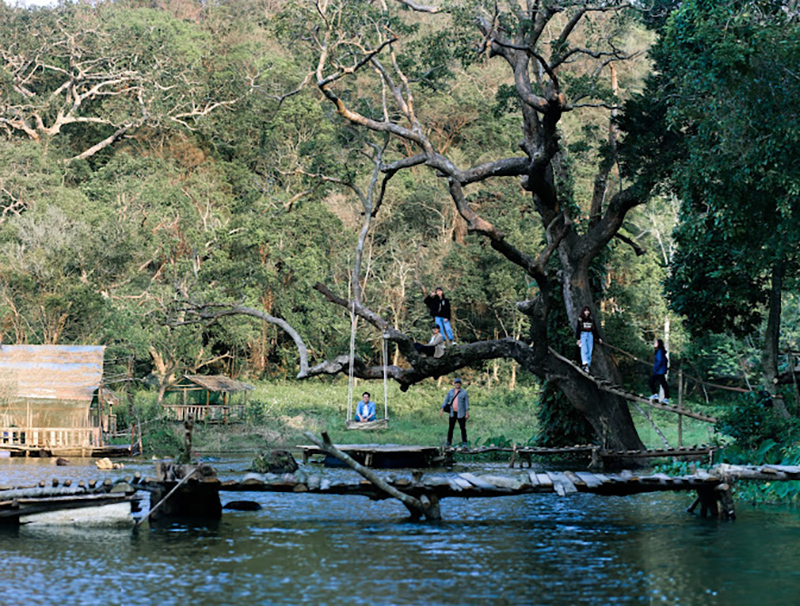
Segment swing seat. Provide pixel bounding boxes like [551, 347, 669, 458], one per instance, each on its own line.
[346, 418, 389, 431]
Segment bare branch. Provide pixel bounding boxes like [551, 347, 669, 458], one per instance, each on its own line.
[392, 0, 440, 13]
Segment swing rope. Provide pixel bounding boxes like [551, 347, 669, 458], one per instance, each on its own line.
[346, 310, 357, 423]
[382, 333, 389, 421]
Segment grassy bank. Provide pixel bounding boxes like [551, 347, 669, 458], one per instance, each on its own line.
[132, 378, 721, 458]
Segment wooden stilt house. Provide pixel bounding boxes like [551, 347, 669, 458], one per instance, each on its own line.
[0, 345, 108, 454]
[163, 375, 254, 424]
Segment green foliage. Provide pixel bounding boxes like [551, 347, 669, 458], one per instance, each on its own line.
[716, 392, 800, 451]
[620, 0, 800, 339]
[534, 382, 595, 447]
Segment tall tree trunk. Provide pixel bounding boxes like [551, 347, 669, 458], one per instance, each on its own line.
[763, 258, 790, 418]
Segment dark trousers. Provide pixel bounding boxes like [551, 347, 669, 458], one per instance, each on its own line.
[649, 373, 670, 398]
[414, 343, 435, 356]
[447, 414, 467, 445]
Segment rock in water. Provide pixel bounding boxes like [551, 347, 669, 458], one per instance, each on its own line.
[223, 500, 262, 511]
[251, 449, 299, 474]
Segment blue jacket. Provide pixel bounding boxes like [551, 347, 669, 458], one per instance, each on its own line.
[355, 400, 376, 422]
[653, 349, 668, 376]
[443, 388, 469, 418]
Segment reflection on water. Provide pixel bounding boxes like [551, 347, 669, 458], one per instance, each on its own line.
[3, 458, 800, 605]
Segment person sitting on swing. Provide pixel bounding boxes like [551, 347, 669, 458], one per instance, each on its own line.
[355, 392, 376, 422]
[414, 324, 446, 358]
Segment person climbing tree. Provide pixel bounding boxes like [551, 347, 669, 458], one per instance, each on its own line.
[423, 286, 455, 345]
[414, 324, 446, 358]
[648, 339, 670, 404]
[575, 306, 602, 372]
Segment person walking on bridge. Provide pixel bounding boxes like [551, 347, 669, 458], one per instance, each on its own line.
[575, 306, 602, 372]
[648, 339, 670, 404]
[440, 378, 469, 448]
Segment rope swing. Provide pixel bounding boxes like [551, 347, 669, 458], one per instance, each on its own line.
[345, 315, 390, 431]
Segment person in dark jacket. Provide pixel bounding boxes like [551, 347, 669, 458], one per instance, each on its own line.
[648, 339, 670, 404]
[424, 286, 455, 344]
[440, 378, 469, 447]
[575, 306, 602, 372]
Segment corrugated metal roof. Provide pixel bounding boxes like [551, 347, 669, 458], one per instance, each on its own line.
[0, 345, 104, 403]
[183, 374, 254, 393]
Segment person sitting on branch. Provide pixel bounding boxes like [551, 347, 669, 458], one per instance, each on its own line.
[414, 324, 446, 358]
[355, 392, 376, 422]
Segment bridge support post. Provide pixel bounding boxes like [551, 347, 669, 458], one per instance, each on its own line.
[715, 482, 736, 520]
[688, 484, 735, 520]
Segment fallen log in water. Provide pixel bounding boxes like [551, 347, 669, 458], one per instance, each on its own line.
[303, 431, 441, 520]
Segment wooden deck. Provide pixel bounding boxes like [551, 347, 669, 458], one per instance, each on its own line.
[0, 443, 133, 458]
[297, 444, 443, 468]
[0, 478, 142, 525]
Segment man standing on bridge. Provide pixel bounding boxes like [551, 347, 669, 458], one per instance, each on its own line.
[441, 378, 469, 448]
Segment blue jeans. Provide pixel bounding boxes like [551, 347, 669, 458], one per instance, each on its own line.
[579, 332, 594, 367]
[434, 317, 454, 340]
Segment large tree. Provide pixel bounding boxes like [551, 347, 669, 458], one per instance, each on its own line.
[253, 0, 663, 450]
[619, 0, 800, 403]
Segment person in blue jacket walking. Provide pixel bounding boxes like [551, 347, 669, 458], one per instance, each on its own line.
[648, 339, 670, 404]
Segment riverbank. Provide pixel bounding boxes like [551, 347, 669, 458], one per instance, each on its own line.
[130, 379, 717, 458]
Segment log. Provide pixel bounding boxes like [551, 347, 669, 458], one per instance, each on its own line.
[304, 432, 439, 520]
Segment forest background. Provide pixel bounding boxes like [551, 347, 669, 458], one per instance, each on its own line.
[1, 0, 799, 476]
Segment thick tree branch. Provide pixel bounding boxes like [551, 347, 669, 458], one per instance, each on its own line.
[182, 303, 312, 379]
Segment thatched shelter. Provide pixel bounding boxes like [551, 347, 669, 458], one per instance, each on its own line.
[163, 374, 254, 423]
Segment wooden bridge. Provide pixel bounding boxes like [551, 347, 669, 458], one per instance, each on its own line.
[548, 347, 718, 424]
[5, 456, 800, 525]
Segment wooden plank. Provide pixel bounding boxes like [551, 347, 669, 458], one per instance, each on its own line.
[564, 471, 586, 487]
[451, 477, 473, 491]
[546, 471, 577, 496]
[527, 471, 540, 487]
[536, 473, 554, 489]
[481, 475, 523, 490]
[574, 471, 604, 488]
[762, 464, 800, 475]
[458, 473, 497, 490]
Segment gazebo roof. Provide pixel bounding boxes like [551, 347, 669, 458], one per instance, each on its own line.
[178, 374, 254, 394]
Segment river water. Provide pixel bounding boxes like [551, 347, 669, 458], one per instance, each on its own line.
[2, 457, 800, 605]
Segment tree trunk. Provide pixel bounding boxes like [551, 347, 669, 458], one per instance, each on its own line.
[763, 258, 790, 419]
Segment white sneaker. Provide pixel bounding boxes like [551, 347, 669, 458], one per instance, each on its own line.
[662, 398, 670, 405]
[648, 394, 659, 401]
